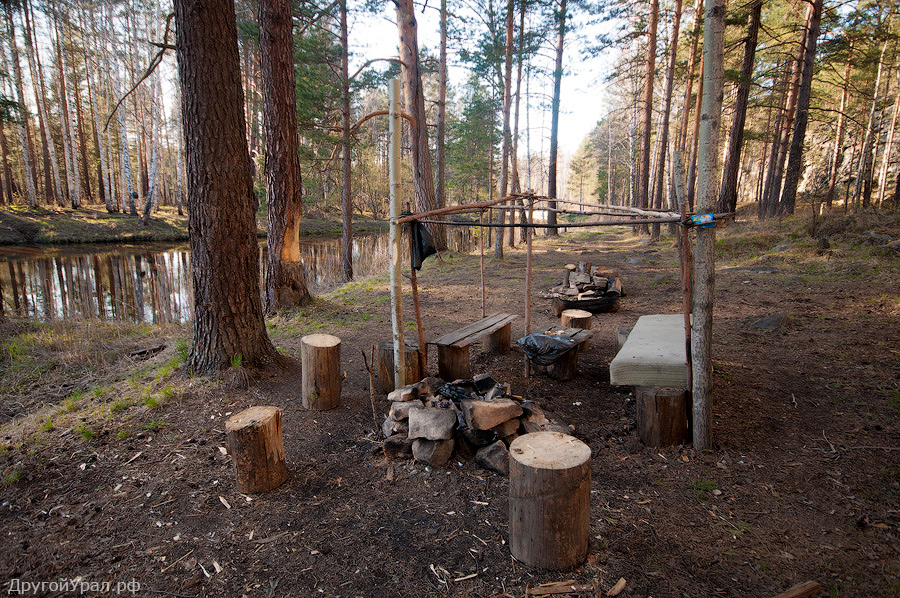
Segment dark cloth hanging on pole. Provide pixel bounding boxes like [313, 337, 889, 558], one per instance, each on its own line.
[406, 216, 437, 270]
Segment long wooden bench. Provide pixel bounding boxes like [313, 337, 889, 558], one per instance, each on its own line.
[430, 312, 518, 380]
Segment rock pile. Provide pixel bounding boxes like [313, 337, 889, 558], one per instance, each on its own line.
[381, 374, 570, 475]
[545, 262, 623, 301]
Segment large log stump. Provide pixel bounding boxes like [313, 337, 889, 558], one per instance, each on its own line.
[635, 387, 688, 447]
[225, 406, 287, 493]
[301, 334, 341, 410]
[561, 309, 592, 330]
[376, 340, 422, 394]
[509, 432, 591, 570]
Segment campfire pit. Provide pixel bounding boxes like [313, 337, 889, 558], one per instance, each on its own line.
[382, 374, 571, 474]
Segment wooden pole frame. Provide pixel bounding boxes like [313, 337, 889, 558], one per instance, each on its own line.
[388, 79, 405, 391]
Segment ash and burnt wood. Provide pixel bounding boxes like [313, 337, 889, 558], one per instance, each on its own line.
[635, 386, 689, 447]
[301, 334, 341, 410]
[509, 432, 591, 570]
[175, 0, 276, 372]
[376, 340, 422, 393]
[225, 406, 287, 493]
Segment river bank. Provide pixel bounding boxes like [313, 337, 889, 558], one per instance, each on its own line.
[0, 205, 387, 245]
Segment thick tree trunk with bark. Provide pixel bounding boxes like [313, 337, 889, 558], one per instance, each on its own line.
[259, 0, 311, 313]
[546, 0, 567, 237]
[717, 0, 761, 214]
[397, 0, 446, 249]
[175, 0, 276, 373]
[778, 0, 823, 215]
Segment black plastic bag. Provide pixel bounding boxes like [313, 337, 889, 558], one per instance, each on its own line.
[516, 333, 579, 366]
[409, 220, 437, 270]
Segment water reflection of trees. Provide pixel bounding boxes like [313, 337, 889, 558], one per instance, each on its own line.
[1, 229, 475, 323]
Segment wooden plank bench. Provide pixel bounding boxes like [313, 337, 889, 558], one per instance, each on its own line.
[430, 312, 518, 380]
[609, 314, 688, 387]
[609, 314, 689, 446]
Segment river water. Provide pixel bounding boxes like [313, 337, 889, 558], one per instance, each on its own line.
[0, 229, 474, 324]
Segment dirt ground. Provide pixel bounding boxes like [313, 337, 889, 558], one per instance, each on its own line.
[1, 213, 899, 597]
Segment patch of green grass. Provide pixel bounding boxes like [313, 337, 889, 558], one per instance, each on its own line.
[717, 519, 752, 538]
[143, 396, 161, 409]
[175, 339, 189, 363]
[230, 353, 243, 369]
[3, 469, 20, 485]
[690, 478, 718, 500]
[110, 398, 130, 413]
[141, 418, 166, 431]
[74, 424, 94, 441]
[116, 429, 130, 440]
[39, 418, 54, 432]
[159, 384, 176, 401]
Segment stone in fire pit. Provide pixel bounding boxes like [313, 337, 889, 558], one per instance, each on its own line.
[381, 374, 570, 474]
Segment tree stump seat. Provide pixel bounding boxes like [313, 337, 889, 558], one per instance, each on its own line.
[609, 315, 690, 447]
[429, 312, 518, 380]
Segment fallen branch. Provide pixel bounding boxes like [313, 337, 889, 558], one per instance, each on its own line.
[772, 580, 823, 598]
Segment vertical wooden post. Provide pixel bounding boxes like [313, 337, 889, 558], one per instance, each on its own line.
[673, 150, 693, 390]
[388, 78, 405, 390]
[524, 197, 534, 379]
[408, 230, 427, 374]
[479, 211, 486, 318]
[692, 0, 726, 451]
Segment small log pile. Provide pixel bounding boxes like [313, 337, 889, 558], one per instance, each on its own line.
[545, 262, 623, 301]
[381, 374, 571, 474]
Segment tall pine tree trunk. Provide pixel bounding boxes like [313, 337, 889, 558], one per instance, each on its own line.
[717, 0, 761, 214]
[637, 0, 658, 235]
[825, 51, 852, 209]
[853, 42, 887, 211]
[876, 69, 900, 208]
[397, 0, 445, 249]
[340, 0, 353, 281]
[650, 0, 681, 241]
[259, 0, 311, 312]
[3, 6, 39, 207]
[546, 0, 567, 237]
[778, 0, 823, 215]
[175, 0, 276, 372]
[436, 0, 448, 211]
[495, 0, 514, 258]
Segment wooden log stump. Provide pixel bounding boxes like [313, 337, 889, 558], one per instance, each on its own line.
[301, 334, 341, 410]
[635, 387, 688, 447]
[376, 340, 422, 393]
[225, 406, 287, 493]
[437, 344, 469, 380]
[509, 431, 591, 570]
[560, 309, 592, 348]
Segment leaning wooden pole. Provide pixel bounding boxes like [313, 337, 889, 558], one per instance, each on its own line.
[672, 149, 693, 390]
[408, 229, 427, 374]
[388, 78, 405, 390]
[691, 0, 725, 451]
[480, 211, 486, 318]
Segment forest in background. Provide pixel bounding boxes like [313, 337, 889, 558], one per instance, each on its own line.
[0, 0, 898, 231]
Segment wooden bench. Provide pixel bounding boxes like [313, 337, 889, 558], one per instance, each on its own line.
[609, 314, 689, 446]
[528, 325, 593, 380]
[430, 312, 518, 380]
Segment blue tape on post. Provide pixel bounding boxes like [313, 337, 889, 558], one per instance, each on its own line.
[690, 214, 714, 228]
